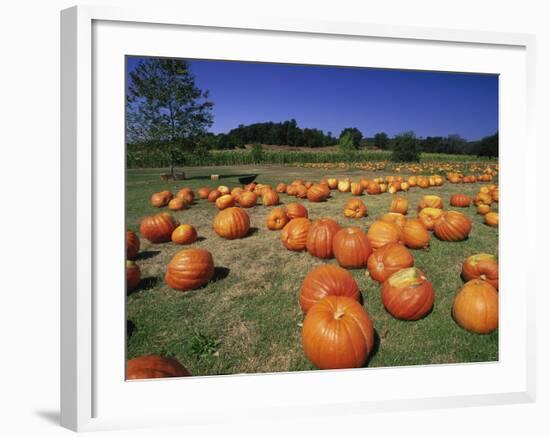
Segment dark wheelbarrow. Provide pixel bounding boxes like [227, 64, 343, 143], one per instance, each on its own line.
[238, 174, 258, 185]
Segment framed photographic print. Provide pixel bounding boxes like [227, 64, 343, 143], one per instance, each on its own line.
[61, 5, 536, 432]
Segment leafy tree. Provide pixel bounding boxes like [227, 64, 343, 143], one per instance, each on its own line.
[475, 132, 498, 157]
[339, 132, 356, 155]
[391, 131, 420, 162]
[250, 143, 264, 163]
[339, 128, 363, 149]
[127, 58, 214, 175]
[373, 132, 390, 150]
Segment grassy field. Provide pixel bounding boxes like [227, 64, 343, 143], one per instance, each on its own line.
[127, 165, 498, 376]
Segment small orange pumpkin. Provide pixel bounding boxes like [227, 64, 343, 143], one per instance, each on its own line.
[237, 191, 257, 208]
[417, 207, 444, 231]
[171, 224, 198, 245]
[207, 189, 222, 202]
[165, 248, 215, 291]
[168, 197, 187, 211]
[139, 212, 178, 243]
[390, 196, 408, 215]
[417, 195, 443, 211]
[367, 243, 414, 283]
[266, 207, 289, 230]
[333, 227, 373, 269]
[382, 268, 434, 320]
[215, 194, 235, 210]
[450, 194, 471, 207]
[402, 219, 430, 249]
[462, 253, 498, 289]
[262, 189, 280, 206]
[484, 212, 498, 228]
[285, 202, 308, 219]
[452, 280, 498, 334]
[343, 198, 367, 218]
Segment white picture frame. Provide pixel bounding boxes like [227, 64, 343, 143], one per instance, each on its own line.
[60, 5, 536, 432]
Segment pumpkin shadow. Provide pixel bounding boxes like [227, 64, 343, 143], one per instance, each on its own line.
[127, 320, 136, 338]
[195, 236, 206, 242]
[128, 276, 160, 296]
[241, 227, 259, 239]
[135, 250, 161, 261]
[212, 267, 230, 282]
[365, 329, 381, 367]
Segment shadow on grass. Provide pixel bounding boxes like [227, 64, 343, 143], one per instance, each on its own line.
[135, 250, 161, 261]
[127, 320, 136, 338]
[241, 227, 259, 239]
[185, 173, 258, 181]
[365, 329, 381, 367]
[212, 267, 230, 283]
[127, 276, 161, 296]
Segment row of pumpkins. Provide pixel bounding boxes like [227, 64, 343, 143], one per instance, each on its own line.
[126, 179, 499, 377]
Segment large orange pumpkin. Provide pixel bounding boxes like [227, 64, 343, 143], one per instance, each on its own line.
[366, 220, 401, 250]
[390, 196, 408, 215]
[367, 242, 414, 283]
[417, 195, 443, 211]
[417, 207, 444, 231]
[299, 265, 360, 313]
[126, 260, 141, 292]
[266, 207, 289, 230]
[302, 296, 374, 369]
[434, 210, 472, 241]
[452, 280, 498, 334]
[333, 227, 372, 269]
[402, 219, 430, 249]
[280, 217, 312, 251]
[450, 194, 471, 207]
[237, 191, 257, 208]
[262, 189, 280, 206]
[381, 268, 434, 320]
[285, 202, 308, 219]
[126, 231, 140, 260]
[343, 198, 367, 218]
[171, 224, 198, 245]
[462, 253, 498, 289]
[306, 218, 341, 259]
[484, 212, 498, 228]
[165, 248, 215, 291]
[127, 355, 191, 379]
[213, 207, 250, 239]
[139, 212, 178, 243]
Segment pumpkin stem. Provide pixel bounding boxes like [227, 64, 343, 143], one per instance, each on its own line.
[334, 310, 345, 320]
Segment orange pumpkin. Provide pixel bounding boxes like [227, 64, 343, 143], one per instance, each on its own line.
[151, 192, 169, 208]
[213, 207, 250, 239]
[276, 182, 287, 193]
[462, 253, 498, 289]
[299, 265, 360, 313]
[139, 212, 178, 243]
[126, 260, 141, 292]
[165, 248, 215, 291]
[390, 196, 408, 215]
[337, 179, 351, 192]
[302, 296, 374, 370]
[333, 227, 373, 269]
[127, 355, 191, 380]
[126, 231, 140, 260]
[350, 182, 363, 196]
[343, 198, 367, 218]
[417, 195, 443, 211]
[285, 202, 308, 219]
[366, 181, 381, 195]
[262, 190, 280, 206]
[266, 207, 289, 230]
[215, 194, 235, 210]
[477, 204, 491, 215]
[171, 224, 198, 245]
[434, 210, 472, 241]
[474, 192, 492, 206]
[327, 178, 338, 189]
[417, 207, 444, 231]
[280, 218, 312, 251]
[366, 220, 401, 250]
[452, 280, 498, 334]
[402, 219, 430, 249]
[450, 194, 471, 207]
[168, 197, 187, 211]
[237, 191, 257, 208]
[484, 212, 498, 228]
[306, 218, 341, 259]
[230, 187, 244, 200]
[367, 243, 414, 283]
[207, 189, 222, 202]
[307, 184, 329, 202]
[176, 188, 194, 204]
[381, 212, 406, 234]
[382, 268, 434, 320]
[294, 184, 308, 199]
[216, 185, 230, 195]
[197, 187, 210, 199]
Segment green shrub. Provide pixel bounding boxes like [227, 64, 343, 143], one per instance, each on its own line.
[391, 132, 421, 162]
[250, 143, 264, 163]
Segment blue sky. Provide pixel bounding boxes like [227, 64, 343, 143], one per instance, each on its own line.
[127, 57, 498, 141]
